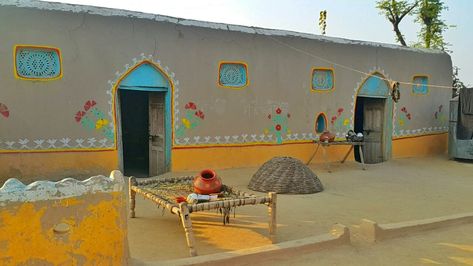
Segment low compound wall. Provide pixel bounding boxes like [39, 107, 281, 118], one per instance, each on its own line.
[0, 170, 128, 265]
[358, 212, 473, 243]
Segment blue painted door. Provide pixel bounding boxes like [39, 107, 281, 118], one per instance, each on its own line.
[355, 74, 393, 163]
[119, 63, 171, 176]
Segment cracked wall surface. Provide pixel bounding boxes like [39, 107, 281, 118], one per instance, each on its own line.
[0, 170, 128, 265]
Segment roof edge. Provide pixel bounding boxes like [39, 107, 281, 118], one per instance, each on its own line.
[1, 0, 446, 55]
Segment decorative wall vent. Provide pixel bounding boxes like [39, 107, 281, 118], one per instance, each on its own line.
[412, 75, 428, 95]
[315, 113, 327, 133]
[218, 62, 248, 88]
[14, 45, 62, 80]
[312, 68, 334, 91]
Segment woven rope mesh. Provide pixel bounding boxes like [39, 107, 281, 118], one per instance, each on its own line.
[248, 157, 323, 194]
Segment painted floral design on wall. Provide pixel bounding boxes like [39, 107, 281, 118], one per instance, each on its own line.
[175, 102, 205, 138]
[264, 107, 291, 144]
[434, 104, 447, 126]
[330, 108, 350, 134]
[396, 106, 412, 134]
[0, 103, 9, 118]
[75, 100, 114, 140]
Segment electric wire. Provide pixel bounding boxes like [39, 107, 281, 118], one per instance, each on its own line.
[267, 35, 454, 89]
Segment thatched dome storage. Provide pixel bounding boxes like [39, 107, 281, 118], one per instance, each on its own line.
[248, 157, 324, 194]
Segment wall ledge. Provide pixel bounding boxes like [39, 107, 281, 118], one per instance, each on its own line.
[0, 170, 124, 205]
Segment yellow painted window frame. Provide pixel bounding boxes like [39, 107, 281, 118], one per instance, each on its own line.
[315, 112, 328, 133]
[311, 67, 335, 93]
[13, 44, 63, 81]
[411, 74, 430, 96]
[217, 61, 249, 89]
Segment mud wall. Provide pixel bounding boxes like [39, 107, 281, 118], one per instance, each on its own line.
[0, 170, 128, 265]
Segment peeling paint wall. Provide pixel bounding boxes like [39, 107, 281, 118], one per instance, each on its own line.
[0, 170, 128, 265]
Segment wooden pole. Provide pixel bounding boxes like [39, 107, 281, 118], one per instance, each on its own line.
[268, 192, 277, 243]
[341, 145, 354, 164]
[358, 145, 367, 170]
[129, 176, 136, 218]
[306, 142, 320, 165]
[187, 196, 270, 213]
[179, 202, 198, 257]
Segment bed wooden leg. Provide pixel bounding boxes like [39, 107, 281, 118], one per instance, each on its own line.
[129, 176, 136, 218]
[179, 202, 198, 256]
[268, 192, 277, 243]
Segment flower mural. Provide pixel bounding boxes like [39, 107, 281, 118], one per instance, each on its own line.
[330, 107, 350, 135]
[434, 104, 448, 126]
[396, 106, 412, 134]
[0, 103, 9, 118]
[175, 101, 205, 138]
[265, 107, 291, 144]
[74, 100, 114, 140]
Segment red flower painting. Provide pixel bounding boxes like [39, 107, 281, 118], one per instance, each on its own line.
[84, 100, 97, 111]
[275, 124, 282, 131]
[406, 113, 412, 120]
[0, 103, 9, 118]
[195, 110, 205, 119]
[331, 116, 337, 124]
[75, 111, 86, 122]
[401, 107, 407, 113]
[276, 107, 282, 114]
[337, 108, 344, 114]
[185, 102, 197, 110]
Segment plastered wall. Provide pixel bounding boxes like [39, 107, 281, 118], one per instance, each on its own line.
[0, 170, 128, 265]
[0, 2, 453, 177]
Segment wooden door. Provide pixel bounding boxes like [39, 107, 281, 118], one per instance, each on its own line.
[149, 92, 166, 176]
[363, 98, 385, 163]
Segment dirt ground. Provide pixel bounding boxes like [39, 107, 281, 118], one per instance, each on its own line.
[262, 222, 473, 266]
[127, 156, 473, 263]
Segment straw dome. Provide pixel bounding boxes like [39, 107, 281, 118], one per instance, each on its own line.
[248, 157, 324, 194]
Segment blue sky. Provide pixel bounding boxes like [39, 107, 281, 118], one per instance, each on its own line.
[42, 0, 473, 85]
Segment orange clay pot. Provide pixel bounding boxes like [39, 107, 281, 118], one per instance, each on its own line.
[320, 131, 335, 142]
[193, 169, 222, 195]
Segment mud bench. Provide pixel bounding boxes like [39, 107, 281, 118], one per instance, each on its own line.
[307, 141, 366, 172]
[128, 176, 277, 256]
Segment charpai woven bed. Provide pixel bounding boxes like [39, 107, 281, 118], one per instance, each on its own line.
[128, 176, 277, 256]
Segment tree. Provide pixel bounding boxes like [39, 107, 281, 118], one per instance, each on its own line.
[319, 10, 327, 35]
[376, 0, 419, 46]
[452, 66, 466, 96]
[415, 0, 450, 50]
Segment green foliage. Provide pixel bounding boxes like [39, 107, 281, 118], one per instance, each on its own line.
[319, 10, 327, 35]
[376, 0, 419, 46]
[452, 66, 466, 96]
[415, 0, 452, 51]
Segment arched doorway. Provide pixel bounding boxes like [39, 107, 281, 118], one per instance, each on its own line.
[116, 62, 172, 177]
[354, 73, 393, 163]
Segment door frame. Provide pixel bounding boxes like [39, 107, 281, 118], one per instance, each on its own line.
[113, 60, 174, 174]
[353, 72, 393, 161]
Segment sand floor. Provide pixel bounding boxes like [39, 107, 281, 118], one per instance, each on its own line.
[262, 222, 473, 266]
[128, 156, 473, 263]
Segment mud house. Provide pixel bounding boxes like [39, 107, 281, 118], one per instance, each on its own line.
[0, 1, 452, 180]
